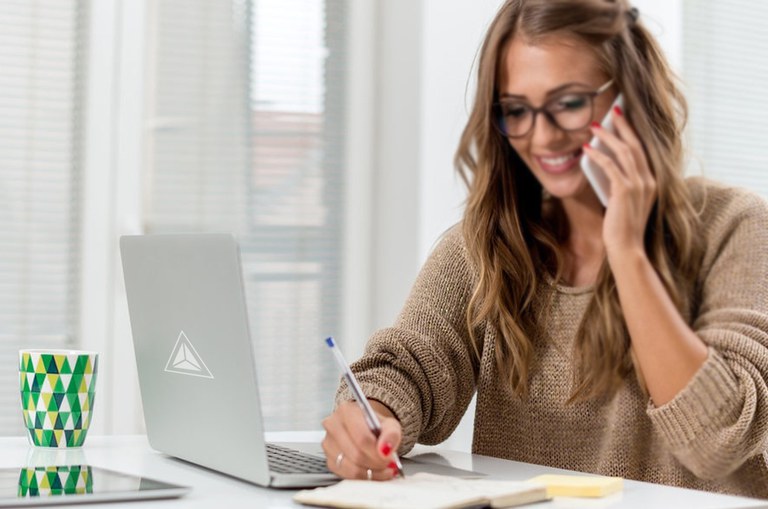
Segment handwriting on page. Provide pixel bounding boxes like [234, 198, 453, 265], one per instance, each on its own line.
[293, 472, 548, 509]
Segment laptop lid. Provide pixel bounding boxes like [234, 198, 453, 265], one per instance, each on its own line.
[120, 233, 335, 488]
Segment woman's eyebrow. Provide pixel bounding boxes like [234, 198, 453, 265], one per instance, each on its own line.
[499, 81, 591, 100]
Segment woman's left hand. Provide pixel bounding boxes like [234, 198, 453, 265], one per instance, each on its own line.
[583, 105, 657, 261]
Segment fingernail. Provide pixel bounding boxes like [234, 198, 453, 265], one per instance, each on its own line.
[390, 466, 399, 476]
[388, 461, 397, 469]
[614, 105, 623, 116]
[380, 443, 392, 456]
[590, 121, 601, 129]
[583, 142, 591, 149]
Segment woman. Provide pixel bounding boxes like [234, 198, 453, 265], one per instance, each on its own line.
[322, 0, 768, 498]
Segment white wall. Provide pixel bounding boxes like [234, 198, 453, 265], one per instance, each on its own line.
[80, 0, 146, 435]
[368, 1, 424, 333]
[633, 0, 683, 71]
[370, 0, 505, 330]
[418, 0, 506, 261]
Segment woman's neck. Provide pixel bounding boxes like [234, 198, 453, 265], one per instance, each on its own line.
[558, 194, 605, 286]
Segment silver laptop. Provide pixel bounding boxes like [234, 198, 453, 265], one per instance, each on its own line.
[119, 233, 338, 488]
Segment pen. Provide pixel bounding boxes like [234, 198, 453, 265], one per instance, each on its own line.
[325, 336, 406, 479]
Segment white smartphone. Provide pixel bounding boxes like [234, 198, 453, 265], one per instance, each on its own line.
[581, 93, 624, 206]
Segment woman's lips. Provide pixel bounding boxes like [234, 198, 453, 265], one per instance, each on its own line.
[535, 148, 583, 174]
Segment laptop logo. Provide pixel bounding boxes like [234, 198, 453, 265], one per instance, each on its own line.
[164, 331, 214, 379]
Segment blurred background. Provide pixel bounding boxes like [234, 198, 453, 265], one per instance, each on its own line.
[2, 0, 767, 450]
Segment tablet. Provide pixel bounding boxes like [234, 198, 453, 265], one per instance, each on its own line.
[0, 465, 190, 506]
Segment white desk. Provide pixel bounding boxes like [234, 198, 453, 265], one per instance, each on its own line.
[1, 434, 766, 508]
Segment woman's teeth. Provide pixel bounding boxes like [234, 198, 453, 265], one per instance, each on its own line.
[541, 150, 579, 165]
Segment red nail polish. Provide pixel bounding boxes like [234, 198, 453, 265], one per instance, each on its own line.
[388, 461, 397, 469]
[380, 443, 392, 456]
[614, 105, 623, 116]
[583, 142, 591, 149]
[590, 121, 601, 129]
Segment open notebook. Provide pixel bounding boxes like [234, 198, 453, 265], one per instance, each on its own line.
[293, 473, 550, 509]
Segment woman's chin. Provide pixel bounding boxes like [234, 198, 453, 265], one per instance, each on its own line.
[541, 177, 599, 204]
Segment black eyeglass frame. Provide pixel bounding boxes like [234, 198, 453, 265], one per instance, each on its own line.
[494, 79, 615, 139]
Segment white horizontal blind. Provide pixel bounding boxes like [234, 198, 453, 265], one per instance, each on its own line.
[682, 1, 768, 198]
[0, 0, 86, 434]
[145, 0, 346, 430]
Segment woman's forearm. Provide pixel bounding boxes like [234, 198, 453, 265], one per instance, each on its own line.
[610, 247, 708, 405]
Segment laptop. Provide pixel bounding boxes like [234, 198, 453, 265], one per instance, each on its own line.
[119, 233, 338, 488]
[120, 233, 484, 488]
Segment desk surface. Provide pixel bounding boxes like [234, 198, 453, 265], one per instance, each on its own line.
[0, 434, 765, 508]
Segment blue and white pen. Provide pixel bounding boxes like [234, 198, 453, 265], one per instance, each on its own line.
[325, 336, 406, 479]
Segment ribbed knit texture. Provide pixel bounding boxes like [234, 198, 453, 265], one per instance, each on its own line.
[337, 178, 768, 499]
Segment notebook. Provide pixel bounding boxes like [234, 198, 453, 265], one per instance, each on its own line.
[120, 234, 338, 488]
[293, 473, 550, 509]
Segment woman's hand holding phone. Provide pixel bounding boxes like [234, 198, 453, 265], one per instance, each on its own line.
[581, 100, 657, 262]
[581, 94, 624, 206]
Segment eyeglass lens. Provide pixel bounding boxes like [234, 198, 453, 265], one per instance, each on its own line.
[498, 92, 594, 138]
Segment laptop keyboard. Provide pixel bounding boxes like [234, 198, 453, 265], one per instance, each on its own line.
[267, 443, 331, 474]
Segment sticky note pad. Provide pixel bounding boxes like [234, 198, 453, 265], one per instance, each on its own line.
[527, 474, 623, 498]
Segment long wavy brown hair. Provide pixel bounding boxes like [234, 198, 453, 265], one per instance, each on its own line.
[455, 0, 703, 401]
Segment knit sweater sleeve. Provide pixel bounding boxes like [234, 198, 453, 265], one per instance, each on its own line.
[334, 226, 479, 455]
[647, 184, 768, 480]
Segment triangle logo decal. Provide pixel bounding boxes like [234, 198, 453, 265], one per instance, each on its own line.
[164, 331, 214, 379]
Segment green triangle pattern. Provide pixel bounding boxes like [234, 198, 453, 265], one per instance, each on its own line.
[19, 352, 98, 447]
[19, 352, 97, 375]
[17, 465, 93, 496]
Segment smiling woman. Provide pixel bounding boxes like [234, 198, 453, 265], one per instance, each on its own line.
[320, 0, 768, 500]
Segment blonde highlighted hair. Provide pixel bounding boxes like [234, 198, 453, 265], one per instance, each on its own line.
[455, 0, 703, 400]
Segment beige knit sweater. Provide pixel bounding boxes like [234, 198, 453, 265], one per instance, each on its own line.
[338, 178, 768, 499]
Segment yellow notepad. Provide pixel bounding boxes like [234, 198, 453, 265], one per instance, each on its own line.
[527, 474, 623, 498]
[293, 472, 550, 509]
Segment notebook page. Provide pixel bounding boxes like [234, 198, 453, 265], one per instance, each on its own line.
[293, 472, 548, 509]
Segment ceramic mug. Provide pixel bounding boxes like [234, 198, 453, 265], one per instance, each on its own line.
[19, 350, 98, 448]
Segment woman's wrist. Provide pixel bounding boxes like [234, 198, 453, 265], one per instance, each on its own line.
[606, 244, 648, 275]
[369, 399, 397, 421]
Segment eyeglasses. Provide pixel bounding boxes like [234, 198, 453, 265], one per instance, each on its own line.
[494, 80, 614, 138]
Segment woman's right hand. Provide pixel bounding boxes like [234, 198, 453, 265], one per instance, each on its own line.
[321, 399, 402, 480]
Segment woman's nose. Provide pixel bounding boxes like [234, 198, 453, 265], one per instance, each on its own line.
[530, 112, 568, 147]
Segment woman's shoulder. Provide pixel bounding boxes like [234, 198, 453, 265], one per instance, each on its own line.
[440, 223, 465, 245]
[424, 223, 474, 274]
[431, 223, 468, 254]
[685, 177, 768, 271]
[685, 176, 768, 226]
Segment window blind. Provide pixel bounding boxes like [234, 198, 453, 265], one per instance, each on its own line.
[145, 0, 346, 430]
[682, 1, 768, 197]
[0, 0, 86, 435]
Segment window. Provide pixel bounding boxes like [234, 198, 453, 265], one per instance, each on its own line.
[0, 1, 87, 435]
[145, 0, 346, 430]
[683, 0, 768, 197]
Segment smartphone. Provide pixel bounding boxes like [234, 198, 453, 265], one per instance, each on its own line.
[581, 93, 624, 206]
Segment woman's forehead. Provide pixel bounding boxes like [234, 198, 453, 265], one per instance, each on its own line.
[499, 35, 605, 100]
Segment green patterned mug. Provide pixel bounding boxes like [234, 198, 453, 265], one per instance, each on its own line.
[19, 350, 99, 448]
